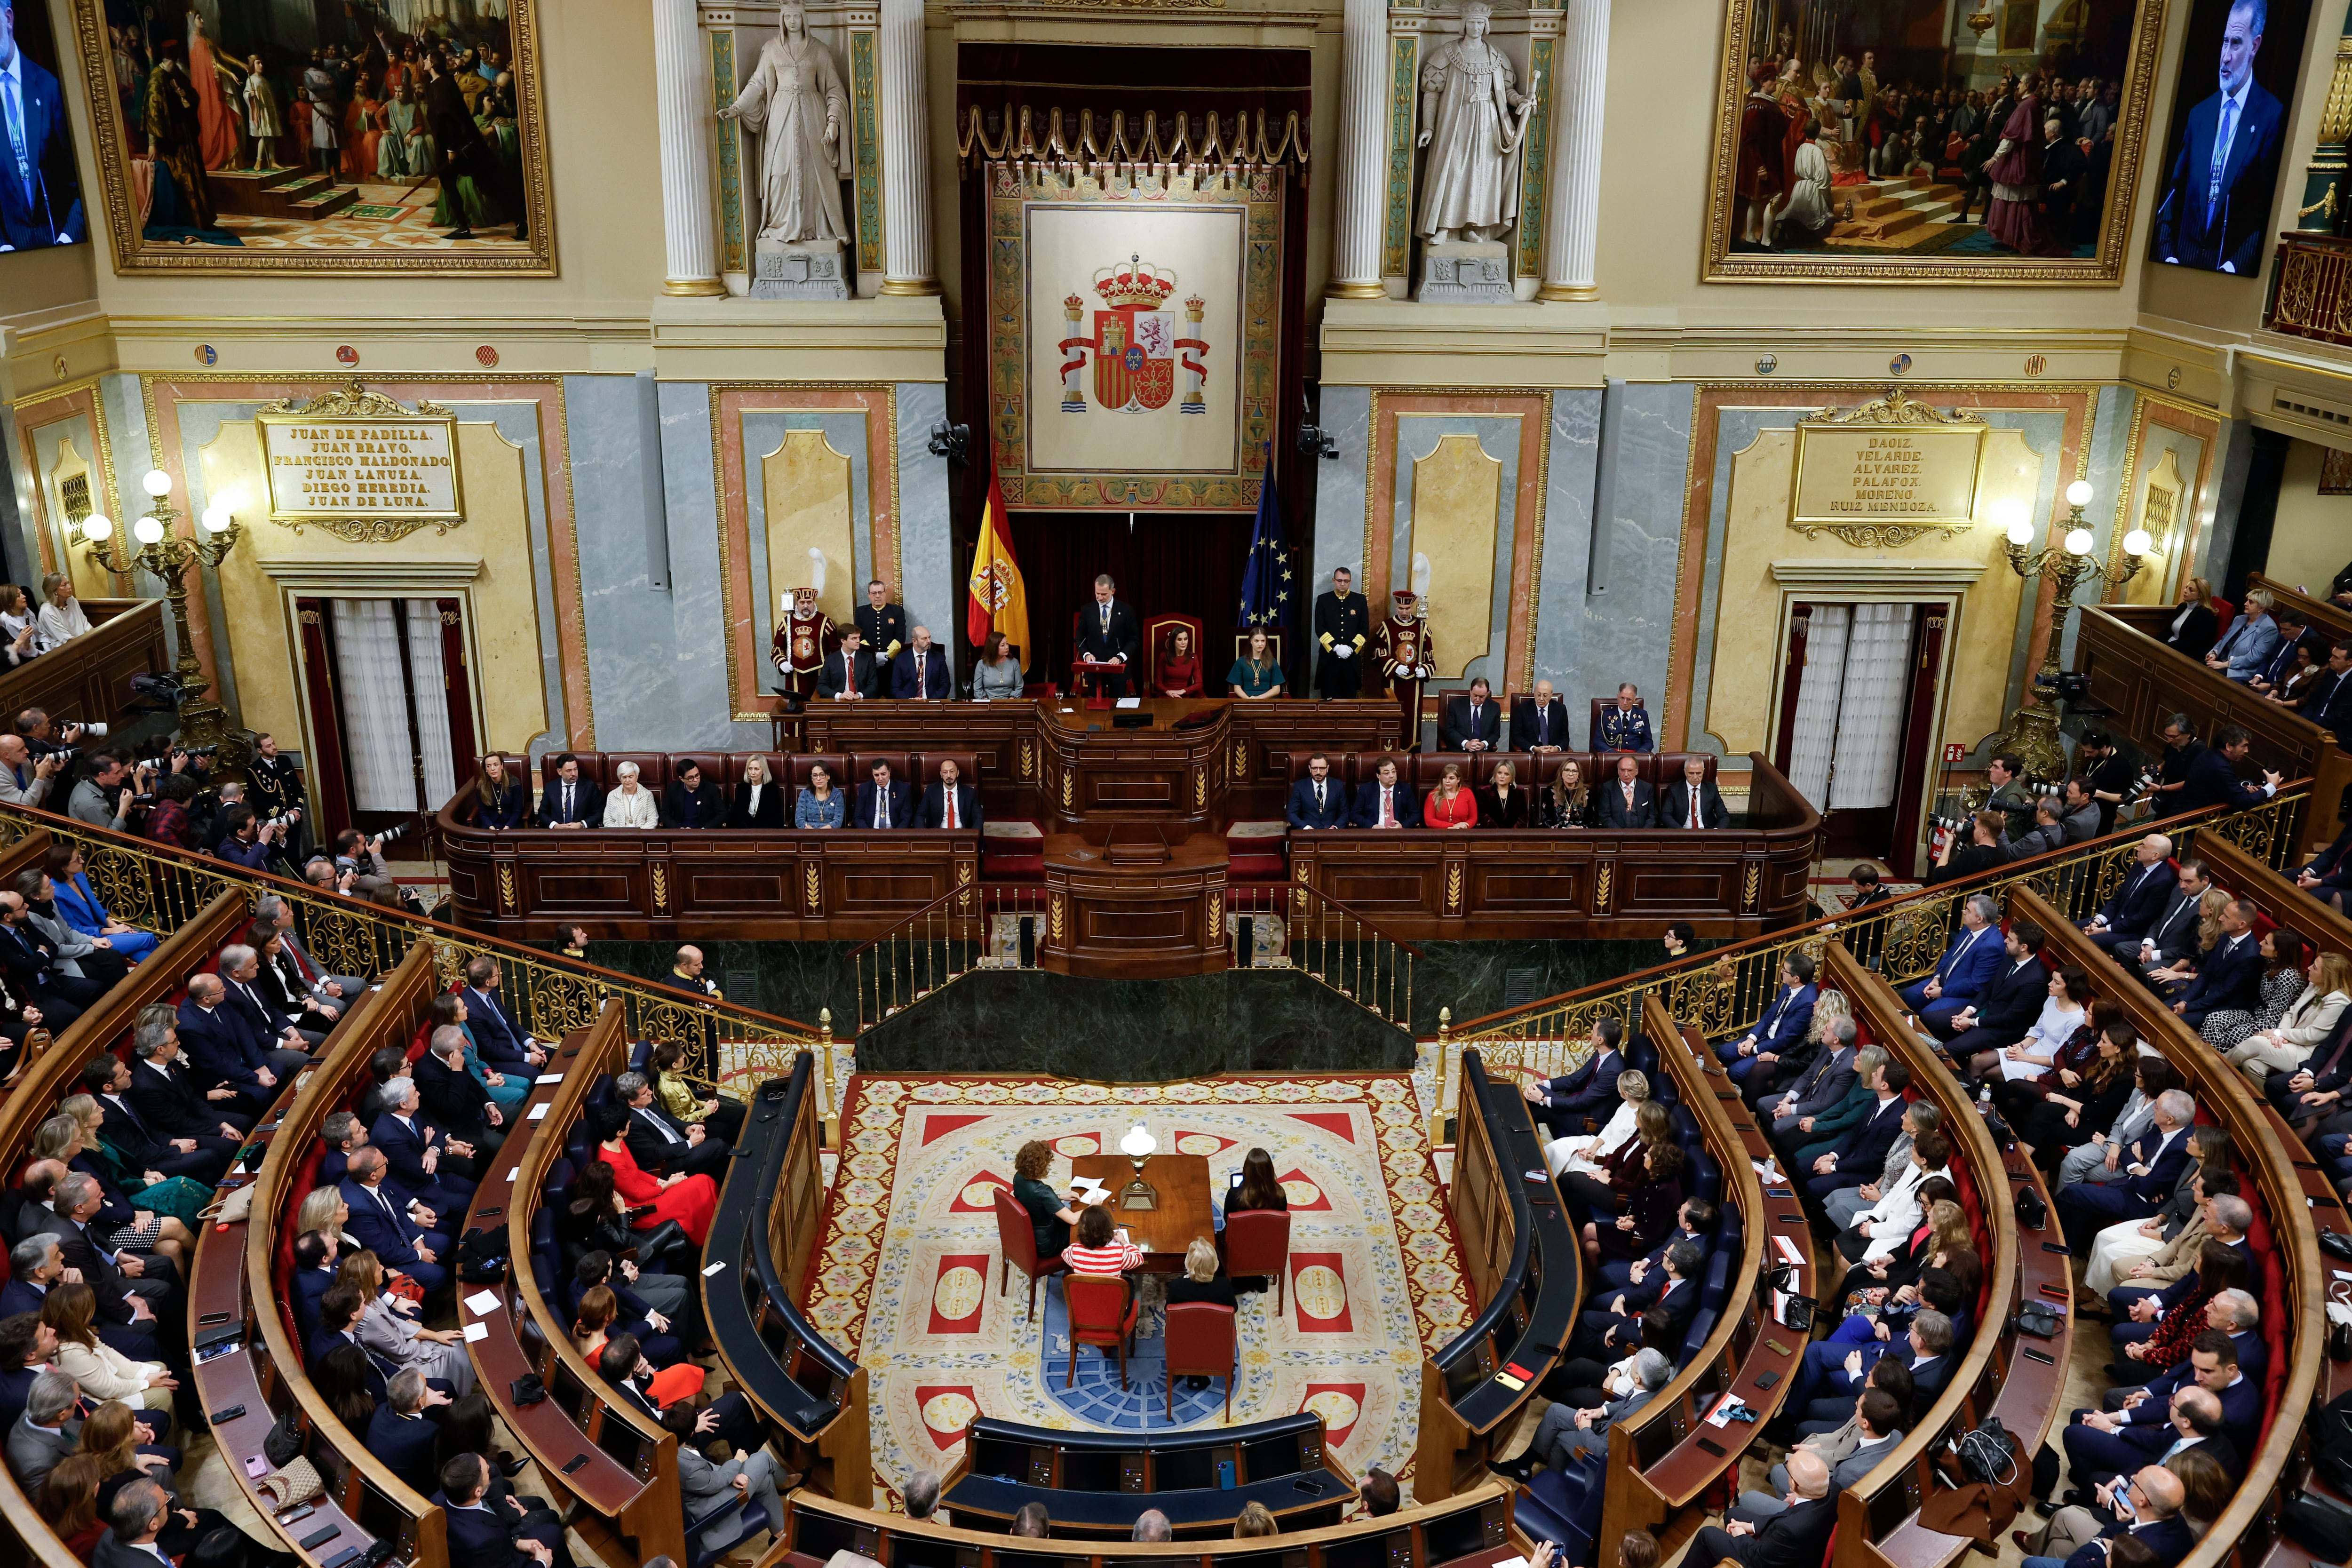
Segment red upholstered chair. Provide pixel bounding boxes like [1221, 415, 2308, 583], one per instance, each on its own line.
[1165, 1302, 1238, 1419]
[991, 1189, 1064, 1321]
[2209, 597, 2235, 641]
[1064, 1273, 1139, 1386]
[1224, 1210, 1292, 1318]
[1145, 613, 1207, 699]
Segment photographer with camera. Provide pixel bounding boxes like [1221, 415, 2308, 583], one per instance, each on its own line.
[16, 707, 93, 759]
[0, 733, 60, 808]
[67, 754, 144, 834]
[212, 806, 286, 874]
[2075, 732, 2137, 836]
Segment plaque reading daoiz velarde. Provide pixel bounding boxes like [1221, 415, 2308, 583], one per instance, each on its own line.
[1789, 390, 1988, 549]
[254, 382, 465, 545]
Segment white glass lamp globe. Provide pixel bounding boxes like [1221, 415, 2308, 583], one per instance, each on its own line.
[1119, 1123, 1155, 1160]
[2122, 528, 2153, 556]
[132, 517, 165, 546]
[81, 515, 111, 541]
[2064, 528, 2095, 556]
[201, 506, 231, 534]
[140, 470, 171, 498]
[2065, 480, 2094, 509]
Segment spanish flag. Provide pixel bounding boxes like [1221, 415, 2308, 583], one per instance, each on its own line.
[966, 467, 1031, 656]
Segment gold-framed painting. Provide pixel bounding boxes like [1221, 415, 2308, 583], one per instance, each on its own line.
[1702, 0, 2166, 284]
[67, 0, 554, 275]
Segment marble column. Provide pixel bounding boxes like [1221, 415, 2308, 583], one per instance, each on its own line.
[1327, 0, 1390, 298]
[1537, 0, 1607, 302]
[653, 0, 725, 296]
[878, 0, 939, 295]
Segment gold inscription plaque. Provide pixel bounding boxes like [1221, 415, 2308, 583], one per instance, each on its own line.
[254, 382, 465, 542]
[1789, 390, 1987, 545]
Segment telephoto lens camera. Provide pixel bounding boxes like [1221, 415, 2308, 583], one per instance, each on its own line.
[262, 815, 296, 834]
[377, 822, 413, 845]
[72, 722, 107, 739]
[46, 747, 78, 763]
[1928, 813, 1970, 834]
[179, 744, 220, 759]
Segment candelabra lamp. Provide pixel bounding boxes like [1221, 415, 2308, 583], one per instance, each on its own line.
[1117, 1122, 1159, 1211]
[78, 470, 250, 769]
[1990, 480, 2150, 778]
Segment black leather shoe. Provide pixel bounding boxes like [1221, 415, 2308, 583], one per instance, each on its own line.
[497, 1457, 530, 1479]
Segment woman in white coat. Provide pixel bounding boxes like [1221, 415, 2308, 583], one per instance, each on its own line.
[43, 1282, 177, 1414]
[2227, 950, 2351, 1088]
[1838, 1130, 1953, 1265]
[1546, 1071, 1652, 1178]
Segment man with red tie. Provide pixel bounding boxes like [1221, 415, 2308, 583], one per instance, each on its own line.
[1351, 756, 1422, 829]
[891, 624, 954, 700]
[1662, 756, 1728, 830]
[921, 758, 984, 831]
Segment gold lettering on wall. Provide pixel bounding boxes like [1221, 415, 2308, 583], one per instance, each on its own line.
[1790, 390, 1987, 546]
[254, 382, 465, 542]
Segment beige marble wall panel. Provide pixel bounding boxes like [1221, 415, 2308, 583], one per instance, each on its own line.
[762, 430, 861, 631]
[1408, 433, 1503, 681]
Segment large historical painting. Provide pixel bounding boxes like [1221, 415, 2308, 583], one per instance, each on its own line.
[1704, 0, 2164, 282]
[2, 0, 88, 253]
[70, 0, 553, 273]
[2146, 0, 2312, 277]
[986, 165, 1282, 512]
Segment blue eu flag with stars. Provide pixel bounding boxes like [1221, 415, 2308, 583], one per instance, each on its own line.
[1237, 446, 1288, 636]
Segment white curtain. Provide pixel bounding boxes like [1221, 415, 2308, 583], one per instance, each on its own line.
[331, 600, 416, 813]
[1785, 604, 1849, 813]
[1828, 603, 1918, 811]
[404, 600, 459, 812]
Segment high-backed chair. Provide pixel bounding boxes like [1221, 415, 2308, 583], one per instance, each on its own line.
[1224, 1210, 1292, 1318]
[1164, 1302, 1237, 1419]
[1144, 613, 1207, 698]
[1064, 1273, 1138, 1386]
[1589, 698, 1654, 752]
[991, 1189, 1063, 1321]
[791, 755, 850, 797]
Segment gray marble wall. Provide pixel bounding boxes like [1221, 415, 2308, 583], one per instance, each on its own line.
[1307, 386, 1373, 696]
[1572, 383, 1687, 723]
[895, 383, 958, 650]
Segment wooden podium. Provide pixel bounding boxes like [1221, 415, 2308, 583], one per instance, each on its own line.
[1039, 829, 1230, 979]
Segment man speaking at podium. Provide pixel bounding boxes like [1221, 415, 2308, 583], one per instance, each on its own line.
[1078, 574, 1140, 699]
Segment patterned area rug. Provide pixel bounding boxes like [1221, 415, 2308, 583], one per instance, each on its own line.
[806, 1074, 1470, 1507]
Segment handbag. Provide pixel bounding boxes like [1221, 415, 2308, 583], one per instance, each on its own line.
[201, 1182, 258, 1226]
[256, 1456, 325, 1511]
[1954, 1417, 2019, 1487]
[262, 1409, 304, 1468]
[2013, 1184, 2048, 1231]
[2013, 1300, 2064, 1340]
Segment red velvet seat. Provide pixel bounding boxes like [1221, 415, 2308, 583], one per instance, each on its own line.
[991, 1188, 1063, 1321]
[1064, 1273, 1139, 1386]
[1224, 1209, 1292, 1318]
[1164, 1302, 1237, 1419]
[1144, 613, 1207, 699]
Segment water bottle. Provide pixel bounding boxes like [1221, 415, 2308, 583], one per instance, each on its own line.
[1977, 1081, 1992, 1115]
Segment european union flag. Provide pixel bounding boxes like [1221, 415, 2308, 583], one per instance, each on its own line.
[1237, 445, 1288, 631]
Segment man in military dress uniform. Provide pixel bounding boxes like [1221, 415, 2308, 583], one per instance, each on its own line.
[1375, 589, 1434, 739]
[1313, 567, 1370, 699]
[1598, 683, 1654, 752]
[248, 733, 309, 856]
[856, 578, 907, 662]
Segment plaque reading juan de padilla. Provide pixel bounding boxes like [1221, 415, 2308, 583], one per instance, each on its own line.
[255, 382, 465, 542]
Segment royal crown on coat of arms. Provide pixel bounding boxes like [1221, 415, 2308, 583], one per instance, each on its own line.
[1058, 253, 1209, 417]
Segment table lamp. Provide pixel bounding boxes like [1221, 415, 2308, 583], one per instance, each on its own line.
[1118, 1122, 1158, 1210]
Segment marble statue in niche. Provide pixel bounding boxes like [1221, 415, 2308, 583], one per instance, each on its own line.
[1413, 0, 1536, 303]
[718, 0, 853, 299]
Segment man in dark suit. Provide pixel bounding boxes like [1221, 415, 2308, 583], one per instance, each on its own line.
[1312, 568, 1370, 698]
[599, 1332, 767, 1455]
[1287, 754, 1351, 830]
[1785, 1310, 1953, 1430]
[2297, 642, 2352, 733]
[1661, 756, 1727, 830]
[618, 1071, 731, 1178]
[416, 1028, 507, 1158]
[1939, 921, 2048, 1052]
[1759, 1016, 1858, 1128]
[1593, 1195, 1716, 1293]
[372, 1077, 478, 1210]
[341, 1148, 451, 1293]
[855, 759, 912, 829]
[4, 1230, 159, 1362]
[535, 754, 604, 829]
[2152, 0, 2286, 275]
[368, 1371, 447, 1497]
[434, 1452, 573, 1568]
[1690, 1449, 1838, 1568]
[2021, 1462, 2196, 1568]
[0, 890, 97, 1032]
[289, 1231, 341, 1344]
[2123, 860, 2213, 988]
[1716, 953, 1818, 1085]
[1438, 678, 1500, 753]
[2057, 1090, 2194, 1243]
[661, 761, 723, 828]
[1561, 1240, 1703, 1369]
[124, 1020, 251, 1147]
[1351, 757, 1421, 829]
[919, 758, 981, 831]
[461, 957, 545, 1071]
[890, 625, 953, 700]
[1898, 894, 2006, 1033]
[1077, 575, 1141, 699]
[1596, 753, 1656, 828]
[92, 1481, 182, 1568]
[1793, 1059, 1912, 1199]
[818, 624, 884, 701]
[2176, 898, 2261, 1028]
[2086, 836, 2180, 955]
[1510, 678, 1573, 753]
[857, 578, 908, 661]
[175, 974, 288, 1116]
[219, 940, 326, 1052]
[1522, 1017, 1628, 1138]
[2177, 726, 2282, 813]
[0, 0, 83, 252]
[80, 1056, 231, 1185]
[49, 1173, 175, 1331]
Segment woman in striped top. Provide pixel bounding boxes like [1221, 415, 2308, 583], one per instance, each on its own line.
[1062, 1201, 1144, 1274]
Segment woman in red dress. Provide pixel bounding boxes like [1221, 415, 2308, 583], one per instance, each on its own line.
[1424, 761, 1478, 830]
[593, 1106, 717, 1246]
[1156, 626, 1202, 698]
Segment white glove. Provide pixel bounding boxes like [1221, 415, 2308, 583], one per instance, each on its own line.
[1332, 645, 1352, 661]
[1414, 665, 1431, 679]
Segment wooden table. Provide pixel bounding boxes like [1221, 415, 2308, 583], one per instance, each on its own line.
[1066, 1153, 1216, 1272]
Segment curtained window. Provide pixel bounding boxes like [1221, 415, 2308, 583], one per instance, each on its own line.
[403, 598, 459, 812]
[1785, 604, 1848, 813]
[1828, 603, 1917, 812]
[331, 599, 418, 814]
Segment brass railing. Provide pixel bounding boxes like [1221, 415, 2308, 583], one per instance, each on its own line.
[1433, 787, 2312, 1105]
[0, 803, 823, 1095]
[1229, 881, 1416, 1030]
[852, 883, 1048, 1035]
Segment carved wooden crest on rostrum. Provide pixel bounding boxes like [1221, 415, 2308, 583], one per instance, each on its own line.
[1788, 388, 1989, 549]
[253, 382, 466, 545]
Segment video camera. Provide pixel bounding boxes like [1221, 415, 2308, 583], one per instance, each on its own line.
[127, 672, 194, 713]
